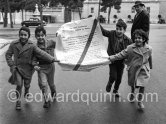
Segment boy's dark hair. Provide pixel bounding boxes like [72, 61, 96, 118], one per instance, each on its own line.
[133, 29, 148, 44]
[19, 26, 31, 38]
[35, 26, 46, 36]
[116, 19, 127, 30]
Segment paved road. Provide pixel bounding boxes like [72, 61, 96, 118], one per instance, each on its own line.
[0, 24, 166, 124]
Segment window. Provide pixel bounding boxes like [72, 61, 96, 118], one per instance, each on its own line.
[91, 8, 94, 13]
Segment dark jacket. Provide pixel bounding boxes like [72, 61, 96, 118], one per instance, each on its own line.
[100, 26, 132, 57]
[5, 39, 55, 79]
[131, 10, 150, 40]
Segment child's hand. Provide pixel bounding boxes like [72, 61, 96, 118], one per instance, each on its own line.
[10, 65, 16, 73]
[109, 56, 114, 61]
[34, 66, 40, 71]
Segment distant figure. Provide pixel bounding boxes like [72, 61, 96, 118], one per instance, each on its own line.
[131, 1, 150, 41]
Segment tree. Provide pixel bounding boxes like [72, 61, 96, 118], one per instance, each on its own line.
[101, 0, 122, 24]
[49, 0, 84, 19]
[69, 0, 84, 19]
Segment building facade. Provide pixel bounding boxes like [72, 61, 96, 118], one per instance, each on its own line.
[82, 0, 161, 23]
[0, 0, 165, 24]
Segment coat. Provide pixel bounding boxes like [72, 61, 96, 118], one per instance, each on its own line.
[5, 39, 55, 80]
[100, 26, 132, 56]
[109, 43, 152, 87]
[131, 10, 150, 40]
[32, 39, 56, 73]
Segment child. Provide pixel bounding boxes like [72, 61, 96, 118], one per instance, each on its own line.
[109, 29, 152, 109]
[5, 26, 56, 110]
[32, 26, 57, 108]
[100, 19, 132, 97]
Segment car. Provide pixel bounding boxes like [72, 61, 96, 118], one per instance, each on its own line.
[21, 18, 47, 27]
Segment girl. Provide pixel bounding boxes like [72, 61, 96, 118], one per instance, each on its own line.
[109, 29, 152, 110]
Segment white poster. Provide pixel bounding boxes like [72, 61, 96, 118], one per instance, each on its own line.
[0, 39, 11, 56]
[56, 17, 110, 71]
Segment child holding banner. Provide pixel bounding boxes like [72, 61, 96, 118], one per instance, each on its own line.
[5, 26, 57, 110]
[109, 29, 152, 109]
[100, 19, 132, 97]
[32, 26, 58, 108]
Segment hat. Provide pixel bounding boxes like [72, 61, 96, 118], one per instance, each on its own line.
[133, 1, 145, 7]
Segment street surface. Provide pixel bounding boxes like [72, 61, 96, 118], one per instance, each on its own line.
[0, 23, 166, 124]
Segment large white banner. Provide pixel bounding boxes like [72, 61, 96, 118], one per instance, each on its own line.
[0, 39, 11, 56]
[56, 17, 110, 71]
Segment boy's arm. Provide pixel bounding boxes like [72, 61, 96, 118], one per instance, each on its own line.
[100, 25, 111, 37]
[109, 49, 128, 61]
[33, 45, 59, 63]
[5, 43, 15, 67]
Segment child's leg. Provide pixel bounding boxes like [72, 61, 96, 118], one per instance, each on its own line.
[129, 86, 135, 102]
[15, 71, 23, 99]
[38, 71, 48, 99]
[24, 78, 32, 98]
[47, 65, 56, 97]
[137, 86, 145, 109]
[138, 86, 145, 102]
[38, 71, 50, 108]
[15, 71, 23, 110]
[113, 63, 124, 94]
[106, 64, 117, 92]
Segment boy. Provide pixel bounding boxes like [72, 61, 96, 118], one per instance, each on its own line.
[100, 19, 132, 96]
[32, 26, 57, 108]
[5, 26, 57, 110]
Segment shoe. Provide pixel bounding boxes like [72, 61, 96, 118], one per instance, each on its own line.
[129, 93, 135, 103]
[113, 90, 120, 97]
[138, 102, 145, 110]
[106, 83, 112, 92]
[43, 100, 51, 108]
[16, 100, 21, 110]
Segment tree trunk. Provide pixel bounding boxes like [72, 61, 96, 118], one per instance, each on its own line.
[77, 7, 82, 19]
[39, 0, 43, 26]
[9, 11, 13, 28]
[107, 6, 111, 24]
[21, 9, 24, 22]
[4, 0, 8, 27]
[7, 0, 13, 28]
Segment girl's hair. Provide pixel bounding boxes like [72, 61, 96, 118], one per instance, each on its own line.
[35, 26, 46, 36]
[19, 26, 31, 38]
[133, 29, 148, 44]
